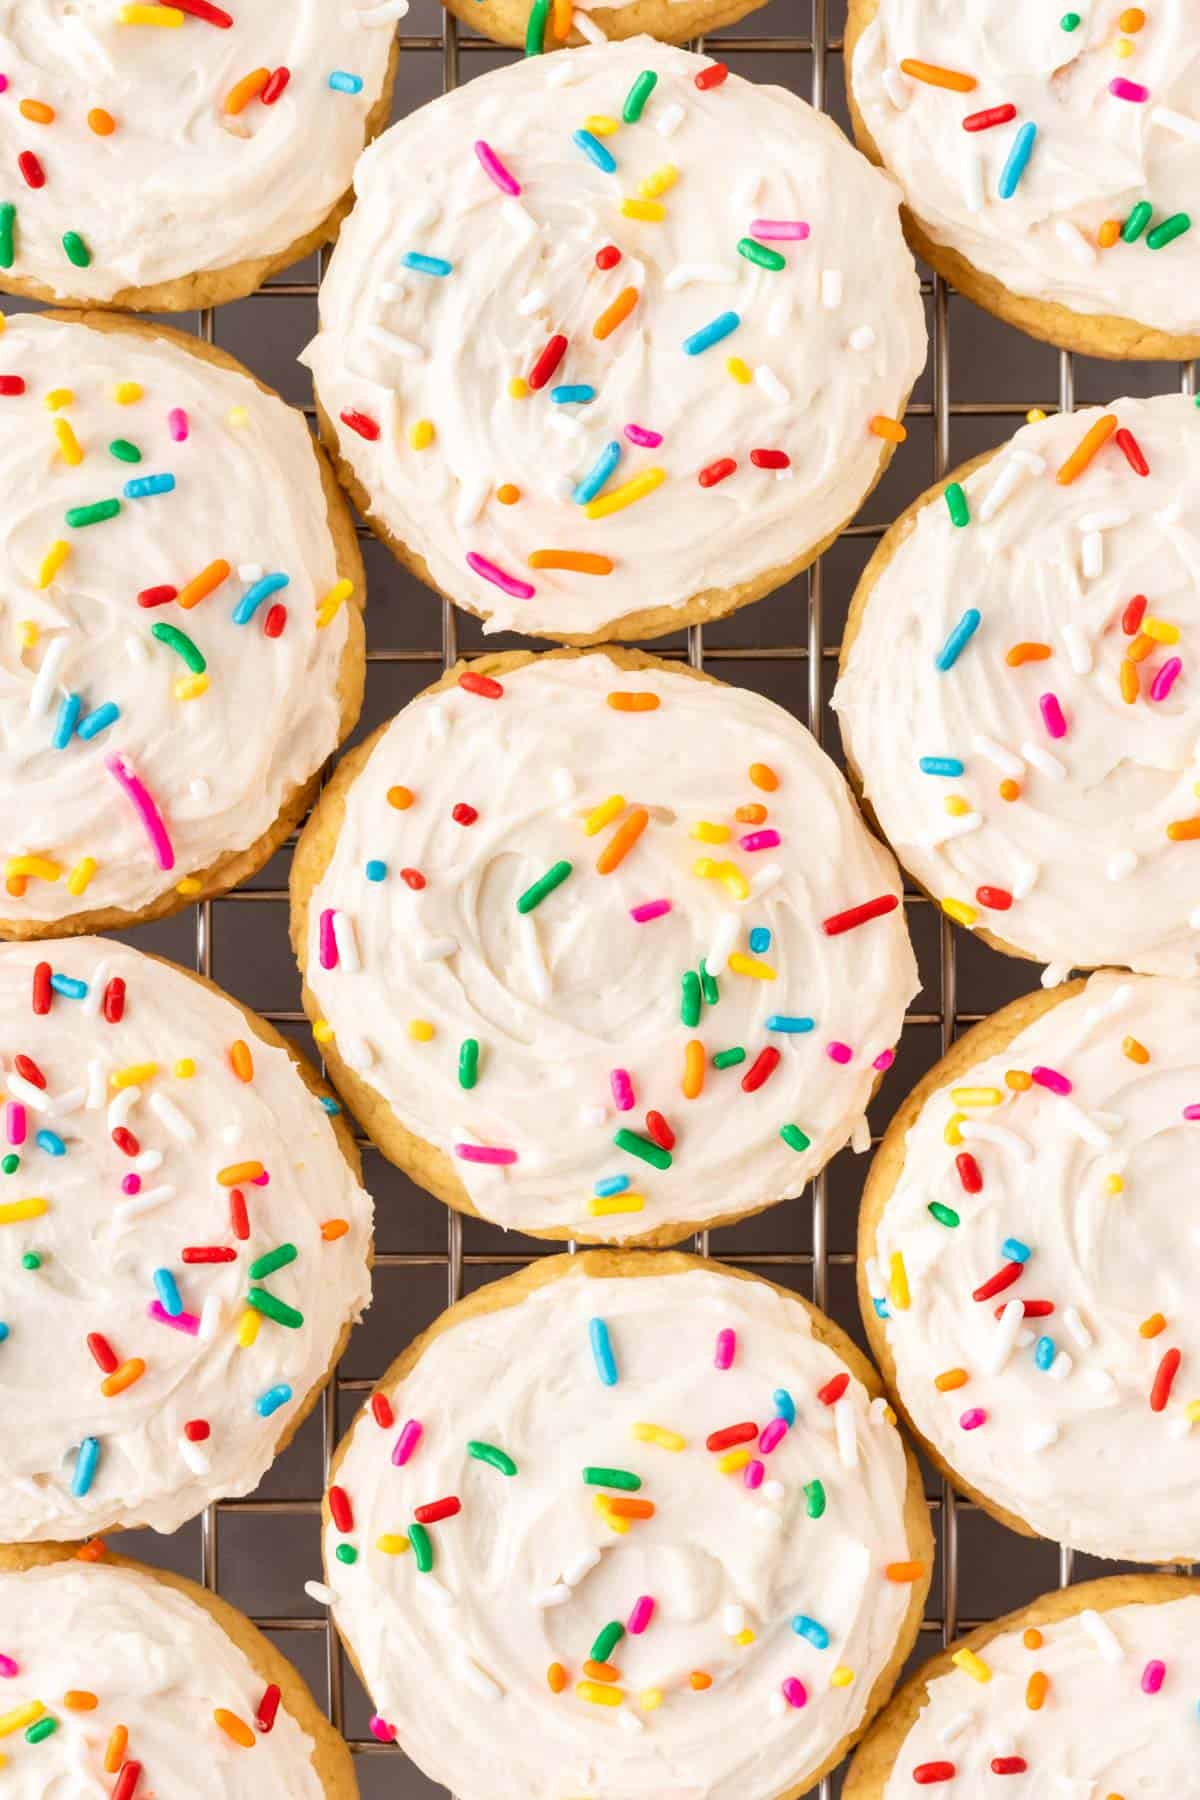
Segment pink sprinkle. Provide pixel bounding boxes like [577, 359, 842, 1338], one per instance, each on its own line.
[751, 219, 810, 240]
[369, 1715, 397, 1743]
[826, 1041, 852, 1065]
[714, 1327, 736, 1370]
[318, 908, 338, 971]
[455, 1142, 518, 1164]
[739, 828, 781, 853]
[392, 1419, 423, 1467]
[148, 1301, 200, 1335]
[474, 138, 521, 196]
[1141, 1658, 1166, 1694]
[759, 1416, 789, 1455]
[627, 1595, 655, 1635]
[1031, 1064, 1072, 1096]
[1150, 656, 1182, 703]
[1110, 75, 1149, 102]
[782, 1677, 808, 1709]
[121, 1173, 141, 1195]
[960, 1407, 987, 1431]
[0, 78, 7, 95]
[1183, 1103, 1200, 1121]
[167, 407, 189, 442]
[105, 753, 174, 870]
[1039, 692, 1067, 739]
[0, 1654, 17, 1678]
[873, 1047, 895, 1072]
[5, 1101, 25, 1147]
[466, 550, 535, 601]
[624, 423, 663, 448]
[252, 1169, 270, 1186]
[611, 1068, 635, 1112]
[743, 1457, 764, 1490]
[630, 898, 671, 923]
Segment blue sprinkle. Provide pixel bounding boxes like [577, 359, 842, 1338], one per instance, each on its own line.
[153, 1267, 183, 1318]
[594, 1174, 631, 1198]
[76, 702, 120, 742]
[773, 1387, 796, 1427]
[873, 1296, 891, 1319]
[233, 572, 289, 626]
[52, 691, 81, 749]
[328, 70, 364, 94]
[767, 1014, 815, 1034]
[792, 1615, 831, 1650]
[123, 472, 176, 500]
[256, 1383, 293, 1417]
[574, 440, 621, 505]
[401, 251, 453, 277]
[35, 1130, 65, 1157]
[998, 120, 1038, 201]
[0, 1322, 9, 1343]
[748, 926, 771, 954]
[589, 1316, 618, 1386]
[935, 608, 982, 672]
[1034, 1335, 1056, 1371]
[71, 1436, 100, 1497]
[1002, 1237, 1032, 1263]
[49, 974, 88, 999]
[919, 756, 965, 777]
[319, 1095, 342, 1115]
[683, 310, 741, 356]
[572, 128, 617, 174]
[365, 859, 388, 882]
[550, 384, 597, 405]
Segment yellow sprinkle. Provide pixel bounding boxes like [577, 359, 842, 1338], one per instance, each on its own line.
[113, 380, 143, 404]
[726, 356, 752, 384]
[690, 821, 731, 843]
[0, 1199, 48, 1225]
[831, 1666, 855, 1687]
[944, 1112, 965, 1146]
[588, 1193, 645, 1216]
[119, 3, 183, 22]
[1026, 408, 1047, 423]
[639, 1689, 663, 1712]
[621, 198, 666, 221]
[507, 378, 529, 400]
[54, 418, 83, 466]
[409, 418, 435, 450]
[5, 855, 61, 882]
[1106, 1173, 1124, 1194]
[889, 1250, 910, 1311]
[734, 1628, 755, 1646]
[44, 387, 72, 411]
[1186, 1399, 1200, 1423]
[1115, 34, 1135, 54]
[66, 856, 97, 897]
[173, 1058, 195, 1079]
[317, 579, 353, 629]
[944, 794, 969, 816]
[313, 1020, 335, 1044]
[110, 1062, 157, 1091]
[576, 1682, 623, 1707]
[952, 1649, 992, 1684]
[632, 1422, 686, 1452]
[718, 1448, 753, 1474]
[585, 113, 620, 134]
[174, 673, 209, 701]
[407, 1019, 434, 1043]
[237, 1308, 261, 1348]
[38, 540, 70, 588]
[0, 1701, 44, 1737]
[584, 793, 625, 836]
[941, 897, 979, 927]
[594, 1494, 630, 1533]
[227, 405, 250, 427]
[376, 1533, 410, 1555]
[1142, 618, 1180, 643]
[638, 164, 678, 199]
[951, 1086, 1004, 1107]
[585, 467, 665, 520]
[727, 952, 776, 981]
[175, 877, 203, 896]
[18, 620, 37, 650]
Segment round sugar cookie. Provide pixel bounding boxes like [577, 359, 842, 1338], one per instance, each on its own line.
[0, 1543, 357, 1797]
[443, 0, 765, 52]
[860, 970, 1200, 1564]
[289, 647, 919, 1247]
[0, 0, 399, 311]
[0, 936, 372, 1543]
[0, 310, 364, 939]
[834, 394, 1200, 980]
[319, 1251, 933, 1800]
[304, 37, 927, 644]
[846, 0, 1200, 359]
[844, 1574, 1200, 1796]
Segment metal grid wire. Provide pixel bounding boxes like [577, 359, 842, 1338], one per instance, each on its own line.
[82, 3, 1193, 1793]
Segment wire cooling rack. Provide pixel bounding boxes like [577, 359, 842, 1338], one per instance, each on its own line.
[37, 1, 1191, 1793]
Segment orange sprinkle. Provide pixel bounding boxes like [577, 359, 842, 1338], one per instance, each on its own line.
[606, 691, 659, 711]
[223, 67, 271, 115]
[63, 1690, 98, 1710]
[547, 1662, 567, 1693]
[1056, 413, 1118, 485]
[1005, 1069, 1033, 1091]
[1127, 633, 1155, 663]
[76, 1537, 107, 1563]
[104, 1726, 128, 1774]
[593, 286, 640, 341]
[6, 875, 27, 898]
[1005, 641, 1052, 666]
[1098, 218, 1121, 248]
[229, 1039, 254, 1083]
[1140, 1312, 1167, 1338]
[20, 99, 55, 124]
[218, 1159, 264, 1186]
[552, 0, 571, 36]
[528, 550, 614, 574]
[999, 778, 1022, 802]
[1167, 816, 1200, 841]
[1123, 1035, 1150, 1063]
[899, 58, 977, 91]
[1120, 659, 1140, 704]
[496, 483, 521, 505]
[1026, 1670, 1049, 1710]
[934, 1368, 968, 1391]
[596, 807, 648, 875]
[214, 1708, 256, 1748]
[869, 414, 907, 443]
[749, 762, 779, 792]
[1119, 6, 1145, 27]
[101, 1357, 146, 1397]
[690, 1671, 713, 1691]
[608, 1496, 655, 1518]
[683, 1038, 705, 1100]
[88, 108, 116, 136]
[885, 1561, 925, 1582]
[735, 803, 767, 824]
[177, 558, 230, 610]
[387, 785, 414, 810]
[1023, 1628, 1043, 1650]
[321, 1218, 350, 1241]
[584, 1659, 621, 1683]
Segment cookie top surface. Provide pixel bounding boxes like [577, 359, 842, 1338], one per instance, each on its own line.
[298, 651, 918, 1243]
[850, 0, 1200, 336]
[868, 970, 1200, 1562]
[0, 1557, 327, 1795]
[304, 38, 926, 640]
[0, 0, 396, 302]
[0, 937, 372, 1541]
[0, 311, 356, 927]
[834, 395, 1200, 978]
[325, 1257, 924, 1800]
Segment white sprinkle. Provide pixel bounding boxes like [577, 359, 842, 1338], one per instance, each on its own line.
[882, 66, 911, 108]
[1054, 219, 1097, 266]
[705, 911, 741, 978]
[834, 1395, 858, 1468]
[864, 1255, 886, 1300]
[1062, 1306, 1093, 1350]
[655, 100, 686, 137]
[29, 635, 68, 719]
[762, 1478, 785, 1503]
[748, 862, 782, 900]
[1078, 508, 1130, 532]
[928, 811, 982, 844]
[938, 1711, 972, 1747]
[973, 734, 1024, 778]
[563, 1546, 602, 1587]
[868, 1395, 891, 1427]
[133, 1149, 162, 1175]
[755, 365, 790, 406]
[85, 1059, 105, 1110]
[664, 262, 736, 290]
[305, 1581, 337, 1608]
[1048, 1350, 1074, 1383]
[1152, 104, 1200, 142]
[959, 1120, 1033, 1162]
[52, 1085, 85, 1117]
[415, 936, 458, 963]
[1016, 1328, 1035, 1350]
[821, 269, 843, 308]
[535, 1585, 571, 1608]
[519, 914, 550, 1006]
[1081, 1609, 1124, 1663]
[199, 1294, 222, 1342]
[549, 413, 584, 441]
[368, 325, 425, 363]
[579, 1103, 606, 1128]
[618, 1709, 644, 1733]
[769, 1692, 788, 1719]
[332, 911, 361, 974]
[6, 1072, 50, 1113]
[125, 633, 148, 667]
[179, 1435, 211, 1476]
[849, 325, 876, 351]
[851, 1114, 871, 1154]
[357, 0, 412, 21]
[1020, 742, 1067, 782]
[455, 475, 492, 527]
[1057, 1098, 1111, 1147]
[551, 767, 576, 802]
[1041, 961, 1073, 989]
[1060, 622, 1092, 675]
[1168, 1413, 1193, 1440]
[571, 6, 606, 42]
[960, 149, 984, 214]
[516, 288, 546, 318]
[150, 1092, 194, 1142]
[1082, 1367, 1116, 1397]
[113, 1184, 175, 1224]
[723, 1603, 746, 1635]
[766, 295, 792, 338]
[237, 563, 264, 583]
[81, 960, 111, 1019]
[1023, 1420, 1059, 1453]
[460, 1660, 503, 1702]
[1080, 530, 1103, 579]
[978, 457, 1032, 523]
[984, 1299, 1026, 1375]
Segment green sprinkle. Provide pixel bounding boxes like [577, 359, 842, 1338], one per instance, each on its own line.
[737, 236, 786, 273]
[467, 1440, 518, 1476]
[1122, 200, 1153, 244]
[21, 1252, 40, 1271]
[1147, 211, 1191, 250]
[108, 438, 142, 463]
[65, 499, 120, 529]
[1, 1154, 17, 1175]
[712, 1047, 746, 1070]
[622, 69, 657, 122]
[409, 1521, 433, 1571]
[62, 230, 90, 268]
[780, 1123, 811, 1153]
[335, 1543, 358, 1565]
[459, 1037, 480, 1090]
[516, 859, 572, 914]
[248, 1242, 298, 1280]
[246, 1287, 304, 1329]
[582, 1466, 642, 1490]
[150, 621, 206, 673]
[943, 482, 970, 528]
[614, 1127, 671, 1170]
[928, 1202, 960, 1228]
[25, 1716, 57, 1744]
[699, 959, 719, 1006]
[524, 0, 549, 54]
[804, 1479, 826, 1519]
[681, 968, 701, 1027]
[590, 1620, 625, 1663]
[1060, 9, 1080, 25]
[0, 202, 15, 269]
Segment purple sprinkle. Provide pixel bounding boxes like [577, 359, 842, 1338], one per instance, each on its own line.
[1031, 1064, 1072, 1096]
[1150, 656, 1182, 703]
[759, 1416, 788, 1455]
[167, 407, 189, 442]
[826, 1041, 852, 1065]
[624, 423, 663, 448]
[148, 1300, 200, 1335]
[1110, 75, 1149, 102]
[959, 1407, 987, 1431]
[873, 1047, 896, 1072]
[630, 898, 671, 923]
[0, 1653, 17, 1678]
[743, 1458, 764, 1490]
[318, 908, 338, 971]
[739, 828, 781, 853]
[121, 1173, 141, 1195]
[1141, 1658, 1166, 1694]
[392, 1418, 422, 1467]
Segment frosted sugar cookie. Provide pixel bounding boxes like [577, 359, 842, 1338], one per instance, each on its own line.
[319, 1251, 932, 1800]
[443, 0, 766, 53]
[290, 648, 918, 1246]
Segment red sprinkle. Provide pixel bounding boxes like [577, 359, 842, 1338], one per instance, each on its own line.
[87, 1332, 119, 1375]
[997, 1298, 1054, 1319]
[458, 671, 504, 699]
[817, 1373, 849, 1407]
[452, 802, 478, 826]
[699, 456, 737, 488]
[261, 67, 291, 104]
[741, 1046, 781, 1092]
[111, 1763, 143, 1800]
[956, 1152, 983, 1194]
[182, 1246, 237, 1264]
[256, 1683, 281, 1734]
[990, 1759, 1028, 1776]
[973, 1261, 1024, 1302]
[184, 1419, 211, 1441]
[400, 867, 427, 891]
[0, 376, 24, 396]
[912, 1768, 956, 1787]
[1151, 1346, 1181, 1412]
[173, 0, 234, 20]
[975, 885, 1012, 911]
[17, 151, 44, 189]
[371, 1391, 395, 1430]
[230, 1187, 250, 1241]
[528, 333, 568, 391]
[962, 103, 1017, 131]
[136, 585, 179, 609]
[706, 1421, 758, 1452]
[414, 1496, 462, 1524]
[750, 448, 790, 470]
[645, 1109, 675, 1151]
[264, 602, 287, 638]
[111, 1126, 139, 1157]
[103, 976, 126, 1023]
[339, 408, 380, 441]
[1115, 426, 1149, 477]
[822, 895, 899, 936]
[14, 1054, 45, 1089]
[1122, 593, 1148, 636]
[695, 61, 729, 88]
[32, 962, 51, 1015]
[595, 244, 622, 269]
[328, 1485, 354, 1532]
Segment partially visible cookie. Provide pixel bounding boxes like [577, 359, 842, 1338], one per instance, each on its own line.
[442, 0, 765, 51]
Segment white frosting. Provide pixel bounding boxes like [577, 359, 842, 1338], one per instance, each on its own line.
[0, 1560, 323, 1796]
[0, 312, 355, 924]
[851, 0, 1200, 335]
[300, 653, 918, 1242]
[325, 1263, 922, 1800]
[303, 38, 926, 638]
[834, 395, 1200, 977]
[0, 937, 372, 1540]
[0, 0, 395, 301]
[871, 971, 1200, 1563]
[879, 1592, 1200, 1793]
